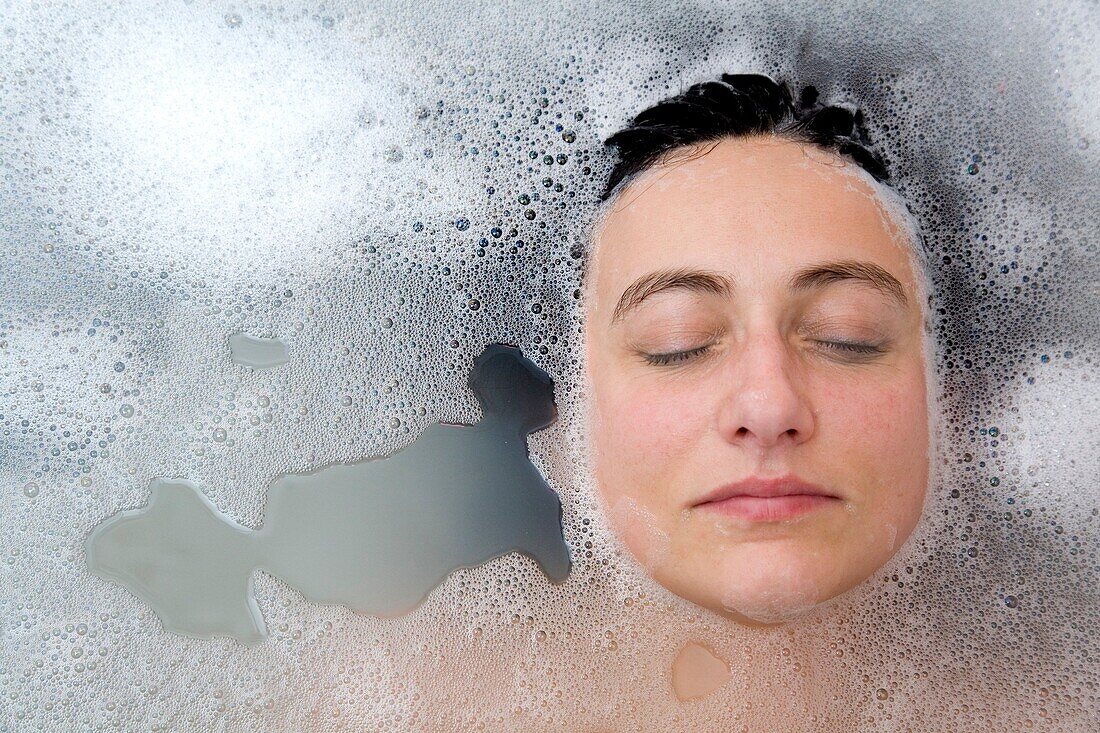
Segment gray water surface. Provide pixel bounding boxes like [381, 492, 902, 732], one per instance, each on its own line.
[228, 332, 289, 370]
[85, 344, 571, 643]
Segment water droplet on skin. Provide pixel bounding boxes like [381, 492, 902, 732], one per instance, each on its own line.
[1005, 595, 1019, 608]
[23, 482, 40, 498]
[213, 428, 227, 442]
[120, 404, 134, 418]
[876, 688, 889, 701]
[225, 13, 242, 28]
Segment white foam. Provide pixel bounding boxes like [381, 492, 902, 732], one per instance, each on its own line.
[0, 0, 1096, 729]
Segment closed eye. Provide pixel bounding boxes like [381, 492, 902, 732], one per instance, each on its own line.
[813, 340, 885, 359]
[642, 344, 712, 366]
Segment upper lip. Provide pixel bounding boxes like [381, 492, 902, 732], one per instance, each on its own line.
[693, 475, 840, 506]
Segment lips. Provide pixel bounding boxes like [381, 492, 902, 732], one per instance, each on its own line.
[694, 476, 842, 522]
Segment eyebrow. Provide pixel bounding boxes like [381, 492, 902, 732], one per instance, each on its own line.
[610, 259, 909, 324]
[610, 268, 732, 323]
[788, 260, 909, 307]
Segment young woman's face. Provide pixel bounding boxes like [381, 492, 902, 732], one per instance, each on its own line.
[584, 136, 930, 625]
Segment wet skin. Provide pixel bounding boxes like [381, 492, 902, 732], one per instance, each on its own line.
[584, 136, 930, 626]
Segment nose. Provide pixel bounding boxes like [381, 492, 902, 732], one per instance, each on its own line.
[716, 333, 815, 451]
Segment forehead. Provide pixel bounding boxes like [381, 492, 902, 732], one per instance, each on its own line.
[589, 136, 916, 297]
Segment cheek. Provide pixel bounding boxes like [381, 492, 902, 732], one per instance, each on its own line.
[592, 372, 711, 492]
[818, 368, 929, 517]
[598, 376, 708, 462]
[827, 383, 915, 447]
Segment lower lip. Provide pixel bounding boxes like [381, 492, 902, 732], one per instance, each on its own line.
[699, 494, 839, 522]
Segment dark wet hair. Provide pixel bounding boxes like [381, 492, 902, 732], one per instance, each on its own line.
[600, 73, 889, 202]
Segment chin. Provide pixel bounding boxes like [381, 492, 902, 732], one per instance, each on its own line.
[698, 548, 854, 626]
[716, 587, 832, 626]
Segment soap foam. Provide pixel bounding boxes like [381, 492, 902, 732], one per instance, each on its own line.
[0, 0, 1095, 730]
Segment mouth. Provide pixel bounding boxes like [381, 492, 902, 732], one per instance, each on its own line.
[693, 475, 842, 522]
